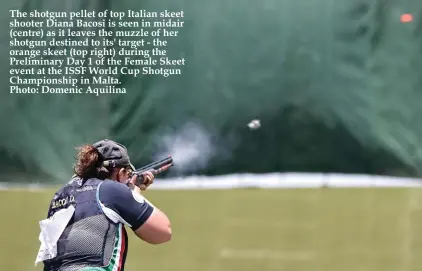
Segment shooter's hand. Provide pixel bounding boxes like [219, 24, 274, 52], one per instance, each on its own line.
[129, 171, 155, 192]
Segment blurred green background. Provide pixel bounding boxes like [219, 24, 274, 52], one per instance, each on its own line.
[2, 0, 422, 182]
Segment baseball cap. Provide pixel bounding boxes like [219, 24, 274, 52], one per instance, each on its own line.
[92, 139, 135, 171]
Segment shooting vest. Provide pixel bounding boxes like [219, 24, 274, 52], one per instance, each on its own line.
[42, 177, 128, 271]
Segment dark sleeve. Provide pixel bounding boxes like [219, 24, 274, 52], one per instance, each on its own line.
[98, 180, 154, 230]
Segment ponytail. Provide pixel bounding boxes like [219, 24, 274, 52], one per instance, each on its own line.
[73, 145, 110, 180]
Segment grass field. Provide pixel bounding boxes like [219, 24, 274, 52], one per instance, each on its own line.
[2, 188, 422, 271]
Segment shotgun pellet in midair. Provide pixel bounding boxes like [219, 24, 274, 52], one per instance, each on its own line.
[247, 119, 261, 130]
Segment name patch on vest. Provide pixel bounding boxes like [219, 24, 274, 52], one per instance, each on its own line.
[51, 196, 75, 210]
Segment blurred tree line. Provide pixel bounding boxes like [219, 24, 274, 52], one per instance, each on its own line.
[0, 0, 421, 183]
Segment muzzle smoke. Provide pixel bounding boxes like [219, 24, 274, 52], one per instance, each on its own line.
[153, 122, 216, 175]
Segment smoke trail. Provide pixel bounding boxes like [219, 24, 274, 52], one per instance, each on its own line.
[153, 122, 216, 175]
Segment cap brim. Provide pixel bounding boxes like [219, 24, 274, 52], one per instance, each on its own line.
[129, 163, 136, 171]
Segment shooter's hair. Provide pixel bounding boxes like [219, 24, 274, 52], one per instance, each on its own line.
[73, 144, 110, 180]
